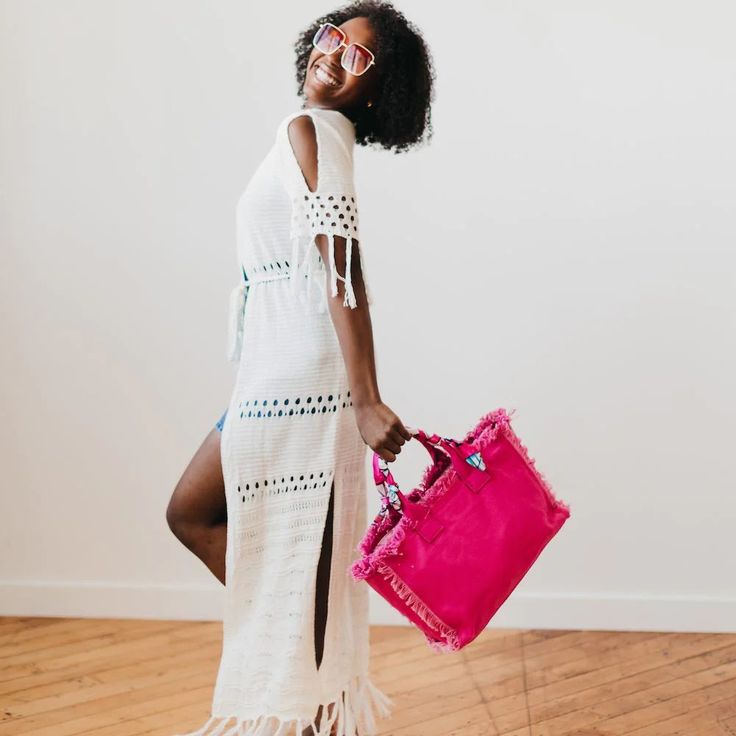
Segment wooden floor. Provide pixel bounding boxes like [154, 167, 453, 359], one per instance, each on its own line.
[1, 617, 735, 735]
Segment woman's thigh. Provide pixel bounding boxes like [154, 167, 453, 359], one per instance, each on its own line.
[167, 413, 227, 529]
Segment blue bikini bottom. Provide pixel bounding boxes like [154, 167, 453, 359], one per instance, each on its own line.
[215, 408, 228, 432]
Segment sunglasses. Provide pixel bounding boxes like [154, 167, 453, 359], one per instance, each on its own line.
[312, 22, 376, 77]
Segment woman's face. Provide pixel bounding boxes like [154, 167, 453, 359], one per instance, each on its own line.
[303, 16, 378, 114]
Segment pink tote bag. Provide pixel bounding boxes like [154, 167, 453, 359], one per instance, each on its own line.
[350, 408, 571, 652]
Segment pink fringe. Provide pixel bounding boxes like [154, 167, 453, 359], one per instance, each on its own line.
[351, 513, 409, 580]
[497, 411, 572, 516]
[376, 562, 460, 653]
[356, 510, 397, 557]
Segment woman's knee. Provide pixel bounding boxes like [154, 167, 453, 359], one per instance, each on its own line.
[166, 498, 198, 548]
[166, 426, 227, 545]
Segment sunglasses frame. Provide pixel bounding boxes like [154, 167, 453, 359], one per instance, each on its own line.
[312, 22, 376, 77]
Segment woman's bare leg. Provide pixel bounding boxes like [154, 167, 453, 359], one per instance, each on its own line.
[166, 425, 228, 585]
[314, 479, 335, 669]
[167, 420, 343, 734]
[305, 481, 358, 736]
[309, 480, 336, 734]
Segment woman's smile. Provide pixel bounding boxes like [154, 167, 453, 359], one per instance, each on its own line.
[313, 61, 343, 88]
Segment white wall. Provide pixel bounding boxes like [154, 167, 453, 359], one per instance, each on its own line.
[1, 0, 734, 632]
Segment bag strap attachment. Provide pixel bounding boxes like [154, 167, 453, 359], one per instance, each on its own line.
[411, 429, 492, 494]
[372, 453, 408, 515]
[372, 446, 443, 542]
[371, 426, 492, 544]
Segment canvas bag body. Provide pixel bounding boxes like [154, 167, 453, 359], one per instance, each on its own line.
[350, 407, 571, 652]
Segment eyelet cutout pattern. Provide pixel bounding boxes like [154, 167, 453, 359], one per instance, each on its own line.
[297, 193, 359, 241]
[249, 260, 290, 275]
[238, 391, 352, 420]
[238, 470, 331, 503]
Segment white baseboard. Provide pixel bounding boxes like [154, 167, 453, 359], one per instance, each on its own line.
[372, 590, 736, 633]
[1, 580, 734, 633]
[0, 580, 226, 621]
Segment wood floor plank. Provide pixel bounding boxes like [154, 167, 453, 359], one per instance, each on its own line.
[2, 649, 220, 725]
[0, 619, 62, 640]
[2, 617, 734, 736]
[0, 619, 108, 651]
[624, 693, 736, 735]
[486, 637, 736, 734]
[369, 667, 484, 733]
[0, 622, 211, 686]
[0, 619, 179, 661]
[388, 702, 499, 736]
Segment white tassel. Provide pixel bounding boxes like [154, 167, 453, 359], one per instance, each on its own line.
[174, 715, 230, 736]
[335, 693, 345, 736]
[342, 236, 357, 308]
[288, 197, 369, 314]
[244, 715, 273, 735]
[366, 677, 393, 716]
[329, 702, 341, 735]
[226, 281, 248, 363]
[308, 237, 331, 315]
[348, 676, 366, 733]
[317, 701, 339, 736]
[219, 722, 242, 736]
[178, 676, 394, 736]
[291, 230, 329, 313]
[328, 232, 338, 297]
[346, 684, 357, 736]
[353, 677, 373, 736]
[173, 694, 392, 736]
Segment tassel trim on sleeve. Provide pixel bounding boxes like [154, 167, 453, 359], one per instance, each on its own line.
[288, 231, 372, 314]
[288, 190, 372, 314]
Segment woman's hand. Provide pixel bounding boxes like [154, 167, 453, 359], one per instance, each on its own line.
[354, 400, 413, 462]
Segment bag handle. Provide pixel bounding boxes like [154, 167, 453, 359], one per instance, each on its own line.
[372, 427, 491, 513]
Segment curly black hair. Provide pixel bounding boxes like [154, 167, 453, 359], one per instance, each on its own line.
[293, 0, 435, 154]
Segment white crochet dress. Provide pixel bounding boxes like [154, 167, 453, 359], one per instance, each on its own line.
[176, 107, 393, 736]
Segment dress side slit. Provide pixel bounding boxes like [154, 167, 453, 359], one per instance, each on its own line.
[315, 478, 335, 670]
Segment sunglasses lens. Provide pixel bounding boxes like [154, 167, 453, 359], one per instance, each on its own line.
[313, 23, 344, 54]
[342, 44, 373, 75]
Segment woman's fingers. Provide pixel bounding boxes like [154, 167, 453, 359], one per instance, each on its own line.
[388, 427, 407, 450]
[397, 422, 414, 441]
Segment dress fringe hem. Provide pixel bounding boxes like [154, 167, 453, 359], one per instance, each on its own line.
[173, 672, 393, 736]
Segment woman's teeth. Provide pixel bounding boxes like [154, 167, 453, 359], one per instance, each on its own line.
[315, 64, 340, 87]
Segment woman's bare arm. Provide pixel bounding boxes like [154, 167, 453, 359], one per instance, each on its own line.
[288, 115, 411, 461]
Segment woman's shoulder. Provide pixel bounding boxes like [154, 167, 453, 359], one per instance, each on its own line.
[276, 106, 355, 147]
[275, 105, 357, 191]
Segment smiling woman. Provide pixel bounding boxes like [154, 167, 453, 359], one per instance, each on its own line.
[304, 16, 380, 120]
[169, 2, 435, 735]
[293, 0, 435, 152]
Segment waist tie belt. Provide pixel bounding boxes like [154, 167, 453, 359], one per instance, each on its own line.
[226, 267, 292, 363]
